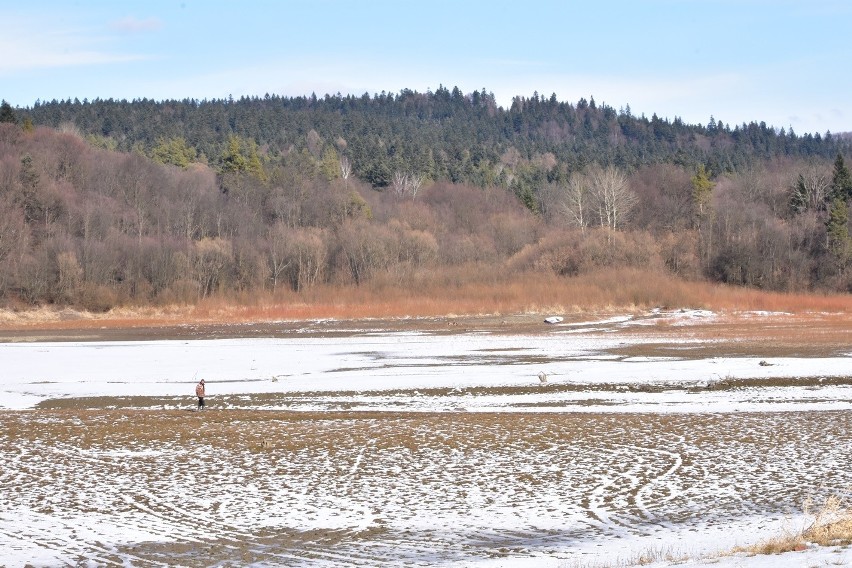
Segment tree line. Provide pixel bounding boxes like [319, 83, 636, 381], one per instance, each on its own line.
[11, 89, 851, 199]
[1, 92, 852, 310]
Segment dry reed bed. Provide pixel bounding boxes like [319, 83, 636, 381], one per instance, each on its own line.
[2, 269, 852, 332]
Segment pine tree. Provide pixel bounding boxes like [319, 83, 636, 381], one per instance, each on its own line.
[220, 135, 266, 181]
[221, 135, 248, 173]
[790, 173, 809, 214]
[692, 164, 715, 268]
[825, 196, 851, 270]
[831, 154, 852, 201]
[319, 147, 340, 181]
[0, 100, 16, 124]
[691, 164, 714, 228]
[151, 137, 197, 168]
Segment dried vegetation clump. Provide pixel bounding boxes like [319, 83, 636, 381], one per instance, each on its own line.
[802, 495, 852, 547]
[733, 495, 852, 556]
[566, 546, 689, 567]
[571, 496, 852, 567]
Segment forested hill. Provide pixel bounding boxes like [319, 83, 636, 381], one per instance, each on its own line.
[2, 90, 852, 312]
[17, 88, 850, 191]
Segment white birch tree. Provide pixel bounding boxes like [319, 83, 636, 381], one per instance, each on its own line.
[559, 172, 591, 234]
[589, 165, 636, 231]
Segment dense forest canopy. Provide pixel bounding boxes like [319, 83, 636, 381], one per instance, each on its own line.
[0, 89, 851, 310]
[14, 89, 851, 188]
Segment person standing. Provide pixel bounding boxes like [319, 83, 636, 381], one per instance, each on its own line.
[195, 378, 206, 410]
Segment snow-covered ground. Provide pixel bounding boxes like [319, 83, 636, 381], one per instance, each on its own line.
[1, 310, 851, 567]
[3, 319, 852, 414]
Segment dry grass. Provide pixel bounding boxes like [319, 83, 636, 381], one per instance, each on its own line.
[566, 495, 852, 567]
[802, 495, 852, 547]
[732, 531, 810, 556]
[565, 546, 689, 567]
[732, 495, 852, 556]
[2, 269, 852, 330]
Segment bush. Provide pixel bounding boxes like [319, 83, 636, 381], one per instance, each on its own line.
[77, 284, 118, 313]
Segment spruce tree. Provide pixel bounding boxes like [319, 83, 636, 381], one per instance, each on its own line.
[831, 153, 852, 201]
[790, 173, 808, 214]
[691, 164, 714, 228]
[825, 196, 851, 270]
[0, 100, 16, 123]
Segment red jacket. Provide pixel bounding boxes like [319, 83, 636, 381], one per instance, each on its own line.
[196, 382, 205, 397]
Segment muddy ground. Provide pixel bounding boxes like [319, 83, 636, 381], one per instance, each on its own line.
[2, 309, 852, 566]
[1, 310, 851, 358]
[3, 409, 851, 566]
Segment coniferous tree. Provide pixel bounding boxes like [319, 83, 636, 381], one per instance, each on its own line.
[19, 89, 852, 191]
[830, 153, 852, 201]
[691, 165, 714, 229]
[0, 100, 16, 123]
[221, 136, 248, 173]
[151, 137, 197, 168]
[691, 164, 715, 268]
[221, 135, 266, 180]
[826, 196, 851, 271]
[790, 173, 809, 215]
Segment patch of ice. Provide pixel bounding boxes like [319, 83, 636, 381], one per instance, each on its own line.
[562, 315, 634, 327]
[667, 309, 717, 325]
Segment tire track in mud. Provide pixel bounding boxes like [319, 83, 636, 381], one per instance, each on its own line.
[582, 460, 632, 535]
[624, 437, 687, 524]
[121, 493, 236, 545]
[0, 442, 159, 566]
[39, 441, 239, 548]
[113, 445, 400, 566]
[4, 410, 852, 566]
[0, 512, 162, 567]
[4, 436, 274, 564]
[123, 482, 389, 564]
[579, 446, 672, 537]
[128, 482, 265, 543]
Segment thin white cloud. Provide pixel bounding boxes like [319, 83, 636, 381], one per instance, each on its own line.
[0, 20, 149, 74]
[110, 17, 163, 33]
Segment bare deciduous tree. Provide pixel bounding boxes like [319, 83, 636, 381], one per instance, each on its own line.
[266, 224, 328, 292]
[266, 223, 291, 293]
[589, 165, 636, 232]
[338, 220, 394, 285]
[559, 172, 591, 234]
[391, 171, 424, 199]
[791, 164, 831, 213]
[0, 198, 28, 295]
[115, 154, 151, 243]
[0, 197, 27, 264]
[286, 227, 327, 291]
[193, 237, 233, 297]
[391, 171, 408, 198]
[339, 156, 352, 182]
[630, 164, 694, 232]
[306, 129, 323, 159]
[56, 250, 83, 302]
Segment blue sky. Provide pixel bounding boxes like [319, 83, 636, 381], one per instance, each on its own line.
[2, 0, 850, 134]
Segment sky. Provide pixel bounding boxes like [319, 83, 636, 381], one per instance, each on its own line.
[1, 0, 850, 135]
